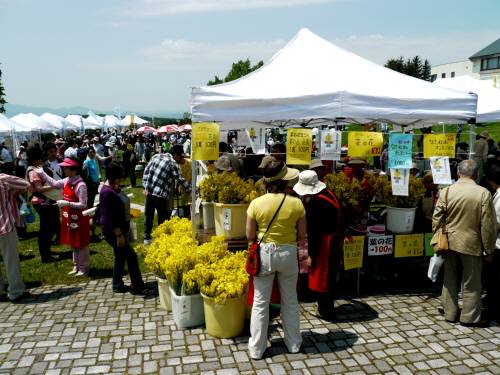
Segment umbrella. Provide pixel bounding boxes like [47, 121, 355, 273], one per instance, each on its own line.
[158, 124, 179, 133]
[179, 124, 192, 132]
[136, 126, 157, 134]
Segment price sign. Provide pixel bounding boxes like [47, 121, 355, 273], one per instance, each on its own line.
[367, 235, 393, 256]
[388, 133, 413, 169]
[286, 128, 312, 165]
[320, 129, 342, 160]
[394, 234, 424, 258]
[192, 122, 220, 161]
[348, 132, 384, 157]
[424, 134, 456, 159]
[343, 236, 364, 270]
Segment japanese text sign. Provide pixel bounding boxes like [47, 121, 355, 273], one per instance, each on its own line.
[367, 235, 393, 256]
[348, 132, 383, 157]
[192, 122, 220, 161]
[391, 168, 409, 196]
[388, 133, 413, 169]
[394, 234, 424, 258]
[286, 128, 312, 165]
[430, 156, 452, 185]
[320, 129, 342, 161]
[424, 134, 456, 159]
[343, 236, 364, 270]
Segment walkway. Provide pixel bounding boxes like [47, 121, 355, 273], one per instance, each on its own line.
[0, 277, 499, 374]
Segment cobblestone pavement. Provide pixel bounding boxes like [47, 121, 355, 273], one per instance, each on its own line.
[0, 276, 499, 375]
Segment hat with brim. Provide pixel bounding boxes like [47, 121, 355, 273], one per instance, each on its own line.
[480, 131, 490, 139]
[215, 155, 233, 171]
[59, 158, 80, 167]
[348, 156, 367, 165]
[263, 164, 299, 183]
[310, 159, 325, 169]
[293, 170, 326, 196]
[258, 155, 276, 169]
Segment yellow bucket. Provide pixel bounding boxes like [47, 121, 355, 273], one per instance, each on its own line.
[202, 294, 245, 338]
[156, 277, 171, 311]
[130, 208, 142, 218]
[214, 203, 249, 240]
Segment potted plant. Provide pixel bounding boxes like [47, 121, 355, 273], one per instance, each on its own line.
[199, 174, 219, 230]
[185, 251, 248, 338]
[374, 175, 426, 233]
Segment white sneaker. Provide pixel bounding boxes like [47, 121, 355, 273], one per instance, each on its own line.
[68, 268, 78, 275]
[75, 271, 87, 277]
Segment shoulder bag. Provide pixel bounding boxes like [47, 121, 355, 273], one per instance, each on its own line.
[433, 187, 450, 254]
[246, 194, 287, 276]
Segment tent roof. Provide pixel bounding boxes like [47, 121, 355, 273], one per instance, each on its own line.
[0, 114, 32, 133]
[433, 76, 500, 123]
[104, 115, 121, 128]
[41, 113, 80, 131]
[120, 115, 149, 126]
[191, 28, 477, 128]
[11, 113, 60, 133]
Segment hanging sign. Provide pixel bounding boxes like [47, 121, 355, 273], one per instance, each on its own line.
[348, 132, 383, 157]
[367, 235, 393, 256]
[423, 134, 456, 159]
[388, 133, 413, 169]
[343, 236, 364, 270]
[286, 128, 312, 165]
[394, 234, 424, 258]
[246, 127, 266, 154]
[430, 156, 452, 185]
[130, 114, 135, 129]
[192, 123, 220, 161]
[390, 168, 410, 196]
[320, 129, 342, 161]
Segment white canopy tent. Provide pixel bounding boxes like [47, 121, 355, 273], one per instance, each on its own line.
[65, 115, 85, 131]
[0, 114, 32, 134]
[104, 115, 122, 128]
[433, 76, 500, 123]
[11, 113, 60, 133]
[41, 113, 80, 132]
[120, 114, 149, 126]
[191, 28, 477, 129]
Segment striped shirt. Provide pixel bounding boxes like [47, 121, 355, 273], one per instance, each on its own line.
[0, 173, 31, 235]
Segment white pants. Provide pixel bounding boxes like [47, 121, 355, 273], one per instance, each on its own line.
[0, 230, 26, 300]
[249, 243, 301, 359]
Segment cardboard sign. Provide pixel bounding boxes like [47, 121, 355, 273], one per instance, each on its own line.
[430, 156, 452, 185]
[192, 123, 220, 161]
[343, 236, 364, 270]
[390, 168, 409, 196]
[347, 132, 384, 157]
[286, 128, 312, 165]
[320, 129, 342, 161]
[424, 233, 434, 256]
[423, 134, 456, 159]
[394, 234, 424, 258]
[367, 235, 393, 256]
[388, 133, 413, 169]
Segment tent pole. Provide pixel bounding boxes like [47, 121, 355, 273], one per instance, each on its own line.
[469, 121, 475, 160]
[191, 159, 197, 240]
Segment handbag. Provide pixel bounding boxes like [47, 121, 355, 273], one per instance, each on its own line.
[246, 194, 287, 276]
[433, 187, 450, 254]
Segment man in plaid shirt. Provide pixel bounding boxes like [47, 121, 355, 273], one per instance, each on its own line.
[142, 149, 191, 244]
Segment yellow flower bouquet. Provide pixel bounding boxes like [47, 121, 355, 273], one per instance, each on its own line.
[199, 172, 264, 204]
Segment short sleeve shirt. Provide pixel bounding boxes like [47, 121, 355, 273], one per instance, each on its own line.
[247, 193, 305, 245]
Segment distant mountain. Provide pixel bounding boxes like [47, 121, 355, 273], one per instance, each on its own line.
[4, 103, 184, 119]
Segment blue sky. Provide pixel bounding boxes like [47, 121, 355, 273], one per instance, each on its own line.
[1, 0, 499, 114]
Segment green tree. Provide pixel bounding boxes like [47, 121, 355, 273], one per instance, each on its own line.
[207, 59, 264, 86]
[0, 64, 6, 114]
[385, 55, 431, 80]
[422, 59, 431, 81]
[179, 112, 192, 125]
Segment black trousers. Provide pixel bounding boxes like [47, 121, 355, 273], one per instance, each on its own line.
[33, 204, 59, 262]
[86, 182, 99, 209]
[144, 195, 170, 239]
[128, 168, 136, 188]
[105, 233, 144, 291]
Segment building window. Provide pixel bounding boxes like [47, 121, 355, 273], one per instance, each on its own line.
[481, 56, 500, 71]
[441, 73, 446, 78]
[451, 72, 455, 78]
[430, 74, 437, 82]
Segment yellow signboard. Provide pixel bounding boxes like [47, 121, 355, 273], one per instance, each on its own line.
[343, 236, 364, 270]
[394, 234, 424, 258]
[130, 113, 135, 129]
[348, 132, 384, 157]
[286, 128, 312, 165]
[192, 123, 220, 161]
[423, 134, 456, 159]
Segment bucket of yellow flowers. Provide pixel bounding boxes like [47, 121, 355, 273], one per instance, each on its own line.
[185, 251, 248, 338]
[199, 174, 218, 230]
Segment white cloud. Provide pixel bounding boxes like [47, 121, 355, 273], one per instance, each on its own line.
[118, 0, 340, 16]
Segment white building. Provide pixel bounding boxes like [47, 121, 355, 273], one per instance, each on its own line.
[431, 38, 500, 83]
[430, 60, 475, 82]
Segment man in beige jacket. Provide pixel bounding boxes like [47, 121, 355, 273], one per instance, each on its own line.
[432, 159, 496, 327]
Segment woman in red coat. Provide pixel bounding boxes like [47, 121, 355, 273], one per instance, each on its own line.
[294, 170, 343, 319]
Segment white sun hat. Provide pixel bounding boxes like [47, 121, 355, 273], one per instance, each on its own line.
[293, 170, 326, 196]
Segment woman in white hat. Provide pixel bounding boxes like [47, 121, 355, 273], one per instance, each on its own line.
[294, 170, 343, 319]
[246, 161, 305, 359]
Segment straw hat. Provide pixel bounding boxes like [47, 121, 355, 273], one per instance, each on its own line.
[215, 155, 233, 171]
[293, 170, 326, 196]
[347, 156, 367, 165]
[262, 163, 299, 183]
[480, 131, 490, 139]
[310, 159, 325, 169]
[258, 155, 276, 169]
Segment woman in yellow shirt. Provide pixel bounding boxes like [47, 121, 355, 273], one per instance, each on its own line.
[246, 161, 306, 360]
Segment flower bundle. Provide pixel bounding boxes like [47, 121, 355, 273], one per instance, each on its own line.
[325, 173, 363, 206]
[186, 251, 248, 304]
[374, 175, 426, 208]
[199, 172, 264, 204]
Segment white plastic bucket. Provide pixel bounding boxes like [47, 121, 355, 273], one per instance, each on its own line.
[202, 201, 215, 230]
[386, 207, 416, 234]
[170, 288, 205, 329]
[156, 277, 171, 311]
